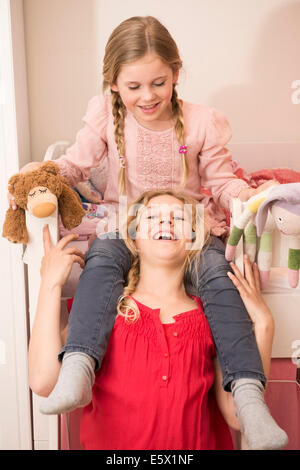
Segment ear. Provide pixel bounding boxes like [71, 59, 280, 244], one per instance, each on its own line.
[110, 83, 119, 93]
[8, 173, 23, 195]
[256, 202, 273, 237]
[2, 207, 29, 244]
[172, 70, 179, 84]
[58, 183, 86, 230]
[40, 161, 60, 176]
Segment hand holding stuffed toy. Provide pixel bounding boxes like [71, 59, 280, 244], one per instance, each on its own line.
[2, 161, 86, 244]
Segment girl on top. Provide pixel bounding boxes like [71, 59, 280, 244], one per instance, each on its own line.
[30, 189, 279, 450]
[11, 16, 286, 449]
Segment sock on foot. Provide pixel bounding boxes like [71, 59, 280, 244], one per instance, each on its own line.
[231, 378, 288, 450]
[39, 352, 96, 415]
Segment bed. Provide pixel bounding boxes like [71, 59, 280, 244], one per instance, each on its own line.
[23, 140, 300, 450]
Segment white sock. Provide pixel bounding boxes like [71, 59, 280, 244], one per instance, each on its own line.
[39, 352, 95, 415]
[231, 378, 288, 450]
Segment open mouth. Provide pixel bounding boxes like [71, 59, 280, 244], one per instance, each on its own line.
[139, 102, 160, 113]
[152, 231, 178, 241]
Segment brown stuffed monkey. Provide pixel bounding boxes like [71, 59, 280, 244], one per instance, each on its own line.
[2, 161, 86, 244]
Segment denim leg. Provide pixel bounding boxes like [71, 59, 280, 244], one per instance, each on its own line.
[186, 235, 266, 391]
[59, 232, 132, 369]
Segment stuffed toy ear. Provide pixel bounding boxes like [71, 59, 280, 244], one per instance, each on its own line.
[255, 201, 272, 237]
[8, 173, 24, 200]
[2, 207, 29, 244]
[40, 161, 60, 176]
[58, 183, 86, 230]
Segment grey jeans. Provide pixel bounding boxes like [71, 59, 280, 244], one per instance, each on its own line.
[59, 234, 266, 391]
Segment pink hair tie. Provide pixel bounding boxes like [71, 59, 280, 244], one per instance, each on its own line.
[179, 145, 187, 154]
[119, 156, 126, 168]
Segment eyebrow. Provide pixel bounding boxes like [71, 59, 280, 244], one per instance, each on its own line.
[124, 76, 168, 85]
[145, 205, 184, 214]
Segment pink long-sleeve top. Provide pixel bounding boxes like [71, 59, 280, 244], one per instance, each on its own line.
[57, 95, 249, 237]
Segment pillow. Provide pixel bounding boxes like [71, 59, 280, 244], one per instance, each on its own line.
[75, 157, 108, 203]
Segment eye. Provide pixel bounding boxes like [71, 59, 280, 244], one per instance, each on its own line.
[174, 214, 184, 221]
[154, 82, 165, 87]
[39, 188, 47, 193]
[277, 217, 283, 222]
[128, 85, 139, 90]
[29, 191, 36, 197]
[147, 215, 159, 220]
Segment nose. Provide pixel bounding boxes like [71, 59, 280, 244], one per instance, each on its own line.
[142, 86, 156, 102]
[32, 202, 57, 218]
[159, 217, 173, 226]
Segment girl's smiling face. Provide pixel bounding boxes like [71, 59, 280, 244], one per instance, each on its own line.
[134, 194, 193, 266]
[111, 53, 179, 131]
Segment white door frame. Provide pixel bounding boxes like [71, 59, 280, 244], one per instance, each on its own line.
[0, 0, 32, 450]
[0, 0, 60, 450]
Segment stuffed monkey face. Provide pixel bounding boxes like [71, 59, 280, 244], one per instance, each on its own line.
[27, 186, 58, 218]
[271, 205, 300, 236]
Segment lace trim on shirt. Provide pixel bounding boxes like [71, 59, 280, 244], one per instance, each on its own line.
[136, 127, 175, 190]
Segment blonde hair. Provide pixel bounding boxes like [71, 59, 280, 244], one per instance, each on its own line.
[102, 16, 188, 195]
[117, 189, 210, 323]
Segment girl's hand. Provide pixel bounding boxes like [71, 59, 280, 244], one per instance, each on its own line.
[8, 192, 17, 211]
[227, 255, 273, 327]
[238, 180, 280, 202]
[40, 225, 85, 289]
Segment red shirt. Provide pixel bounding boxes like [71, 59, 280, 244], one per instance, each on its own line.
[80, 295, 233, 450]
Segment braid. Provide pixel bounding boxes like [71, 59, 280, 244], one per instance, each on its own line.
[111, 91, 126, 195]
[171, 86, 189, 187]
[117, 257, 141, 323]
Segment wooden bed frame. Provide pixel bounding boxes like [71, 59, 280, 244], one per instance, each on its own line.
[23, 141, 300, 450]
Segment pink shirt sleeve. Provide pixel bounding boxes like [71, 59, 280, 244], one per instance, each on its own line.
[199, 108, 249, 210]
[56, 95, 109, 187]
